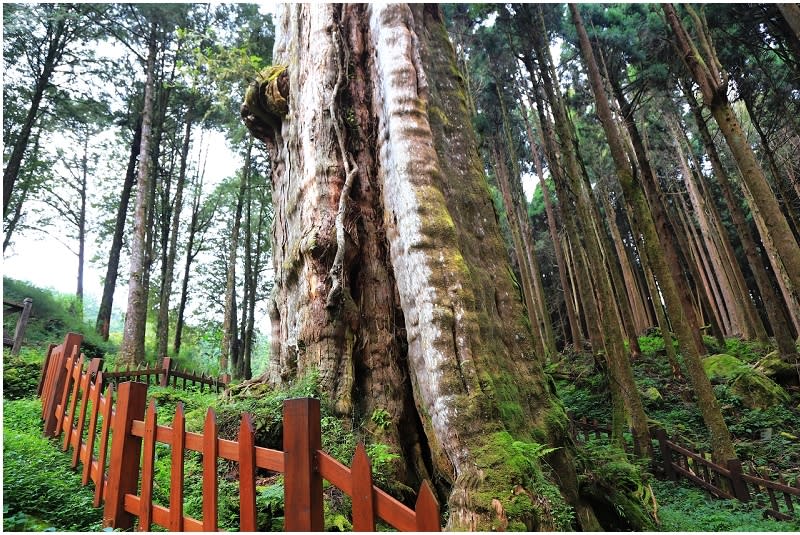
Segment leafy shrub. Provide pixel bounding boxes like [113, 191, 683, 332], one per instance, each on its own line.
[3, 347, 44, 400]
[3, 399, 104, 531]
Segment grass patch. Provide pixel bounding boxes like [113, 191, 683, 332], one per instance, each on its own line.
[652, 478, 798, 531]
[3, 399, 104, 531]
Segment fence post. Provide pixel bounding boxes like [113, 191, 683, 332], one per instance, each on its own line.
[103, 381, 148, 530]
[160, 357, 172, 387]
[726, 458, 750, 502]
[283, 397, 323, 532]
[11, 297, 33, 356]
[655, 428, 676, 481]
[37, 343, 57, 396]
[43, 332, 83, 436]
[415, 480, 441, 531]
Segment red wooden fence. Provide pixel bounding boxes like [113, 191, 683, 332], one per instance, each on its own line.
[39, 333, 441, 531]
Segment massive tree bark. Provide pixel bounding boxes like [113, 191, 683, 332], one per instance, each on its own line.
[118, 24, 158, 365]
[241, 4, 619, 530]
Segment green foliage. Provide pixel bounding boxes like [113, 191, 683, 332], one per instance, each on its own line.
[724, 337, 768, 363]
[3, 399, 104, 531]
[3, 277, 113, 358]
[652, 479, 798, 531]
[370, 408, 392, 430]
[576, 441, 657, 531]
[3, 347, 44, 400]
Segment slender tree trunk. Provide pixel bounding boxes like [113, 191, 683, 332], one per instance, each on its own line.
[240, 4, 613, 529]
[76, 131, 88, 320]
[586, 5, 735, 460]
[3, 16, 67, 216]
[236, 166, 254, 380]
[686, 87, 799, 360]
[743, 97, 800, 241]
[670, 121, 740, 336]
[517, 98, 582, 347]
[740, 174, 800, 335]
[156, 115, 192, 359]
[533, 5, 651, 457]
[174, 178, 202, 356]
[490, 139, 547, 360]
[674, 182, 730, 336]
[222, 140, 251, 374]
[496, 88, 556, 358]
[95, 117, 142, 339]
[664, 3, 800, 297]
[602, 192, 650, 334]
[119, 24, 157, 366]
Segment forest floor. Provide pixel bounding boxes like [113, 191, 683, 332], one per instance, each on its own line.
[554, 332, 800, 531]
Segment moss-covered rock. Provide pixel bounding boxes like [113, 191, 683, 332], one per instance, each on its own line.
[702, 353, 749, 382]
[730, 372, 790, 410]
[702, 354, 790, 409]
[642, 386, 663, 404]
[755, 351, 800, 386]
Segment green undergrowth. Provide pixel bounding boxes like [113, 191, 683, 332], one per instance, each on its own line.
[553, 333, 800, 530]
[3, 277, 113, 357]
[3, 398, 105, 531]
[652, 478, 799, 531]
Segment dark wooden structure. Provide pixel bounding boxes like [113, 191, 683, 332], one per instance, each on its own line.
[3, 297, 32, 356]
[570, 416, 800, 520]
[39, 333, 441, 531]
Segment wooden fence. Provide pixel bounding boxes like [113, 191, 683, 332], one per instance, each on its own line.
[3, 297, 33, 356]
[38, 332, 441, 531]
[570, 416, 800, 520]
[102, 357, 229, 393]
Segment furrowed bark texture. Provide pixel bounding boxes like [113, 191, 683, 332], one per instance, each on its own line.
[119, 24, 157, 365]
[249, 4, 600, 530]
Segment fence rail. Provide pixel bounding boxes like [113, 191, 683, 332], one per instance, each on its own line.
[103, 356, 228, 392]
[38, 332, 440, 531]
[570, 416, 800, 520]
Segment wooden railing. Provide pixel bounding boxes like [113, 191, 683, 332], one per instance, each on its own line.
[103, 357, 229, 393]
[570, 416, 800, 520]
[39, 332, 441, 531]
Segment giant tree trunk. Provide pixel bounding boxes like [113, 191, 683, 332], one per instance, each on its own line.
[241, 4, 607, 530]
[119, 24, 158, 365]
